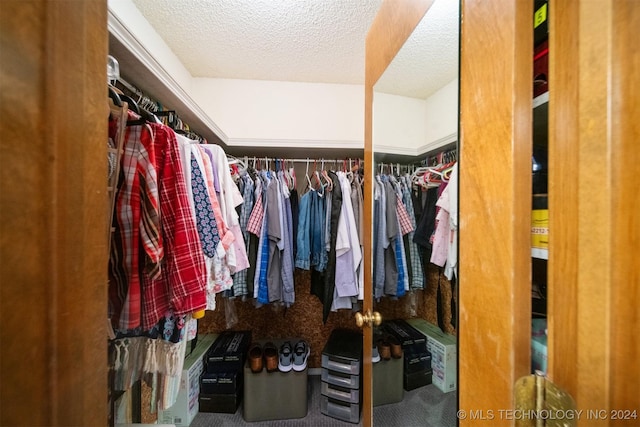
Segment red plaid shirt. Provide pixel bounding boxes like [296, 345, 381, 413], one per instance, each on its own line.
[109, 115, 163, 330]
[109, 117, 206, 331]
[142, 124, 206, 329]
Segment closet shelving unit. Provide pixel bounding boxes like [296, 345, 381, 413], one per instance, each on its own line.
[531, 2, 549, 319]
[107, 11, 227, 147]
[532, 90, 549, 263]
[531, 92, 548, 318]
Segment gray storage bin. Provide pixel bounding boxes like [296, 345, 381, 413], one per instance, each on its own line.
[321, 381, 360, 404]
[373, 356, 404, 406]
[321, 368, 360, 389]
[242, 339, 308, 422]
[320, 396, 360, 424]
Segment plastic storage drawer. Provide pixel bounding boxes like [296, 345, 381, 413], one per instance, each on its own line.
[321, 381, 360, 404]
[320, 396, 360, 424]
[321, 369, 359, 389]
[321, 353, 360, 375]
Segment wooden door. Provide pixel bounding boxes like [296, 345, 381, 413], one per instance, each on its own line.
[548, 0, 640, 422]
[0, 0, 109, 425]
[363, 1, 437, 426]
[458, 0, 533, 423]
[369, 0, 639, 425]
[459, 0, 639, 425]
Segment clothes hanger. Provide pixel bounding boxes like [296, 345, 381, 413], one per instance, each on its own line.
[305, 158, 316, 192]
[289, 163, 297, 191]
[108, 86, 123, 108]
[319, 160, 333, 191]
[119, 93, 140, 115]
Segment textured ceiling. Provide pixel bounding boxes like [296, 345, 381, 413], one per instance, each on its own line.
[375, 0, 460, 99]
[131, 0, 458, 95]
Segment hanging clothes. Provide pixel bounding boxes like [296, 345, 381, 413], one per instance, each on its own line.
[331, 171, 362, 311]
[278, 170, 296, 306]
[109, 114, 207, 332]
[232, 172, 255, 297]
[400, 174, 424, 290]
[109, 110, 210, 412]
[320, 170, 342, 322]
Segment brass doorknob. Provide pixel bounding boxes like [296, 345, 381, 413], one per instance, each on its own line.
[355, 310, 382, 328]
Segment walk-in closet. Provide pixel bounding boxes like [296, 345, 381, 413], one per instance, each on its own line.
[104, 0, 461, 425]
[2, 0, 637, 426]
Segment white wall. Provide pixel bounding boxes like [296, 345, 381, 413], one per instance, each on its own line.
[192, 78, 364, 149]
[373, 92, 427, 156]
[374, 78, 458, 156]
[421, 78, 458, 152]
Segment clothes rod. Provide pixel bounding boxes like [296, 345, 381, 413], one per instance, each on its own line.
[116, 76, 141, 98]
[238, 158, 363, 163]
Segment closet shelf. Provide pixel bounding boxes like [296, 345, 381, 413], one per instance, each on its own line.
[107, 10, 364, 161]
[108, 10, 227, 149]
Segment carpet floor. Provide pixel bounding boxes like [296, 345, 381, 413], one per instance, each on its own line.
[191, 375, 457, 427]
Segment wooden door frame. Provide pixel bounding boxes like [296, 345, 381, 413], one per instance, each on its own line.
[548, 0, 640, 416]
[458, 0, 533, 424]
[366, 0, 534, 425]
[0, 0, 109, 425]
[364, 1, 436, 425]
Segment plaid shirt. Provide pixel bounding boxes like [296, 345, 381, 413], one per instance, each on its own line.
[109, 115, 163, 330]
[141, 124, 207, 329]
[233, 174, 254, 297]
[401, 176, 424, 290]
[246, 181, 264, 236]
[396, 196, 414, 236]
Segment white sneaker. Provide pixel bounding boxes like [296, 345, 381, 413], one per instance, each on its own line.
[292, 340, 310, 372]
[278, 341, 293, 372]
[372, 345, 381, 363]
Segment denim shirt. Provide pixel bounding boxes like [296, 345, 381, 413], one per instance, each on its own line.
[294, 191, 311, 270]
[309, 189, 327, 272]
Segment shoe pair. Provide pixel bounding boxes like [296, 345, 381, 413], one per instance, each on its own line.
[377, 335, 402, 360]
[279, 340, 310, 372]
[249, 342, 279, 373]
[249, 340, 310, 373]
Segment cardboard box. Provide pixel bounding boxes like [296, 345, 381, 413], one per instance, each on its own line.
[206, 330, 251, 373]
[532, 209, 549, 249]
[406, 319, 457, 393]
[158, 334, 216, 427]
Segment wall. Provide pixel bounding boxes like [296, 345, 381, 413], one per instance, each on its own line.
[423, 78, 458, 151]
[373, 92, 427, 155]
[373, 78, 458, 156]
[192, 78, 364, 149]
